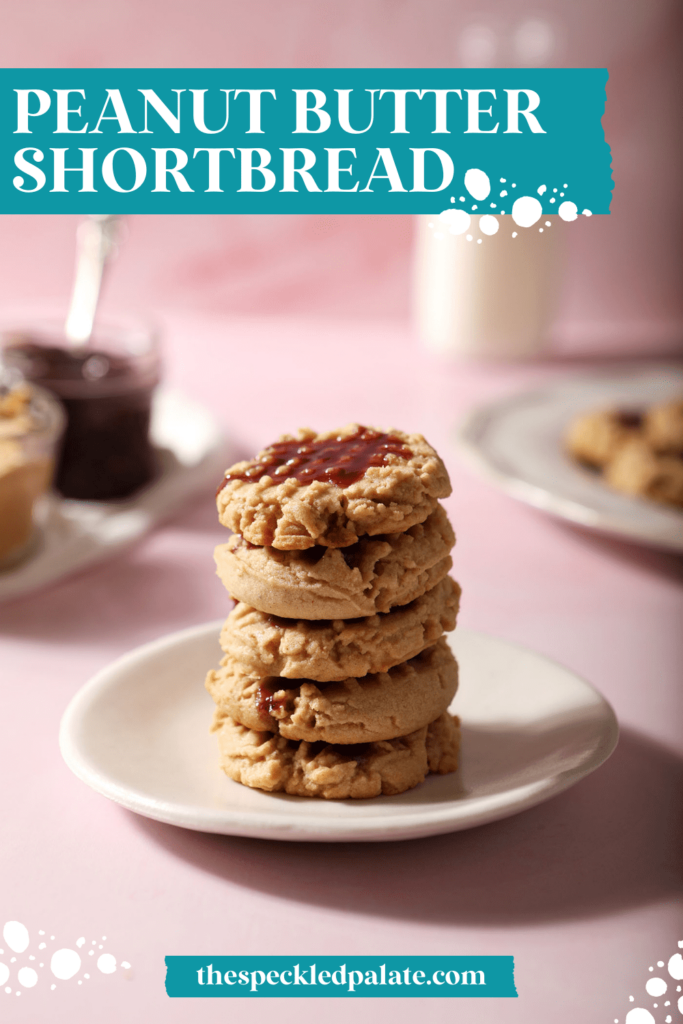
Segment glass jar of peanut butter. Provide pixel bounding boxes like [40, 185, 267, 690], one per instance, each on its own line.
[0, 377, 64, 569]
[1, 316, 161, 501]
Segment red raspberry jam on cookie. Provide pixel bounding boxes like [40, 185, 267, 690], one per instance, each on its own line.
[218, 426, 413, 493]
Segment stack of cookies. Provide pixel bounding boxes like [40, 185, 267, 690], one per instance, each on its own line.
[205, 424, 461, 799]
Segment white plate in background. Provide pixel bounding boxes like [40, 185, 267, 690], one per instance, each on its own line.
[59, 621, 618, 843]
[0, 390, 229, 602]
[456, 365, 683, 552]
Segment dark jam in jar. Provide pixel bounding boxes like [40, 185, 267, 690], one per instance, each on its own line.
[3, 338, 159, 501]
[218, 426, 412, 495]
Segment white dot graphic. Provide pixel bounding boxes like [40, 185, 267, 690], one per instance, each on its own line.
[512, 231, 518, 237]
[511, 196, 542, 227]
[582, 209, 592, 217]
[646, 977, 667, 997]
[471, 204, 478, 210]
[97, 954, 117, 975]
[17, 968, 37, 989]
[500, 190, 508, 197]
[668, 953, 683, 979]
[625, 1009, 655, 1024]
[559, 201, 578, 221]
[476, 238, 482, 244]
[464, 168, 491, 201]
[3, 922, 29, 954]
[678, 997, 683, 1014]
[537, 184, 547, 195]
[439, 208, 471, 235]
[50, 949, 81, 981]
[657, 962, 664, 968]
[479, 215, 499, 236]
[0, 964, 8, 986]
[466, 234, 473, 241]
[76, 938, 85, 949]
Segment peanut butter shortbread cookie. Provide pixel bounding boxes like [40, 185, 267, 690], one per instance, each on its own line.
[206, 639, 459, 745]
[565, 408, 643, 468]
[212, 710, 461, 799]
[219, 575, 460, 681]
[214, 505, 455, 619]
[216, 424, 451, 549]
[605, 438, 683, 507]
[644, 399, 683, 455]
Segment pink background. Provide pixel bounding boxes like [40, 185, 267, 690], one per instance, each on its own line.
[0, 0, 681, 353]
[1, 3, 682, 1024]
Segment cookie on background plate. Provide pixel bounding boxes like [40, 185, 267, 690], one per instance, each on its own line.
[565, 408, 643, 468]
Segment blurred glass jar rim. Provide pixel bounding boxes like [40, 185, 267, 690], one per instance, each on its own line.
[0, 309, 161, 397]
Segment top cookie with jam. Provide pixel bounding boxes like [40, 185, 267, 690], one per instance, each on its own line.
[216, 424, 452, 549]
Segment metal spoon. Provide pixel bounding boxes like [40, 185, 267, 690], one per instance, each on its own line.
[64, 214, 120, 347]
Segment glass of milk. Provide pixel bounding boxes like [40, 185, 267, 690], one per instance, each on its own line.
[412, 212, 565, 359]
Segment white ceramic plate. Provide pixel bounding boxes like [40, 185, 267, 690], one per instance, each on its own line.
[59, 621, 618, 843]
[0, 390, 230, 602]
[456, 365, 683, 552]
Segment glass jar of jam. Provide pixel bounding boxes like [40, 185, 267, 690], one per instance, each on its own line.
[1, 316, 161, 501]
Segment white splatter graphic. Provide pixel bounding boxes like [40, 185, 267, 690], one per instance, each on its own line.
[0, 920, 130, 996]
[537, 184, 547, 195]
[668, 954, 683, 980]
[617, 941, 683, 1024]
[625, 1010, 655, 1024]
[464, 168, 490, 201]
[438, 208, 470, 235]
[97, 954, 117, 975]
[51, 949, 81, 981]
[479, 215, 499, 236]
[559, 201, 578, 221]
[3, 923, 29, 954]
[511, 196, 542, 227]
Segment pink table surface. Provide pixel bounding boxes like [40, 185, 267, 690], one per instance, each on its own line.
[1, 311, 681, 1024]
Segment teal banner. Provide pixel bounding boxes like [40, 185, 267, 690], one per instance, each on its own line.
[0, 68, 611, 214]
[164, 955, 517, 998]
